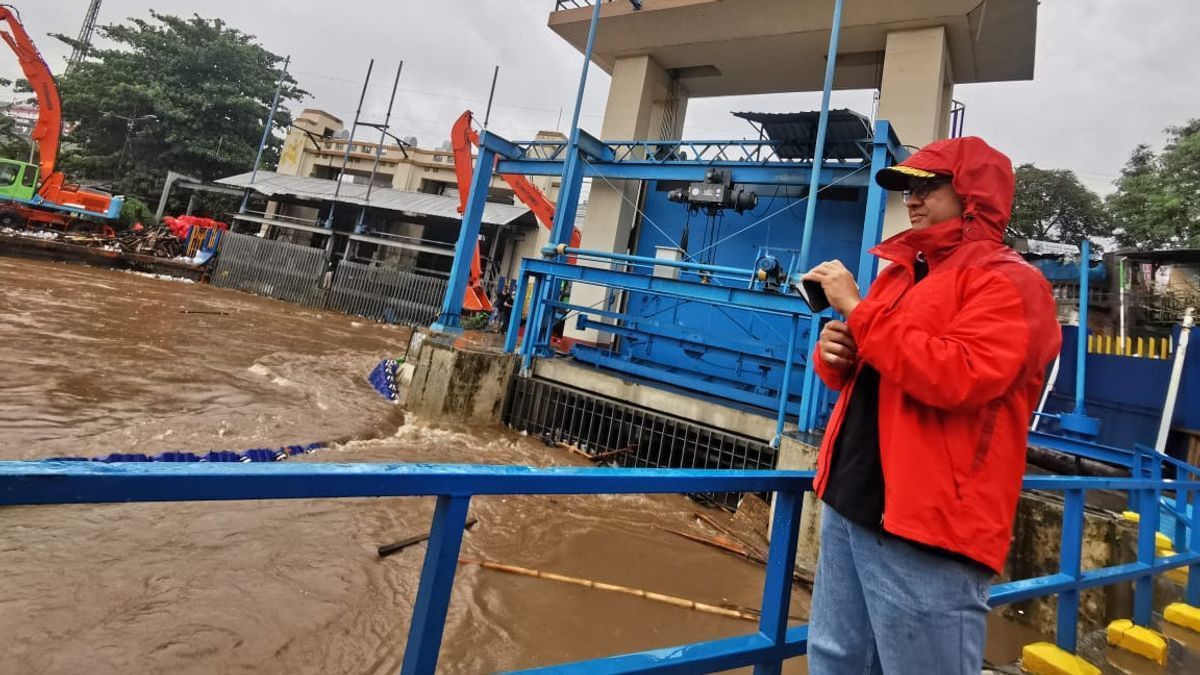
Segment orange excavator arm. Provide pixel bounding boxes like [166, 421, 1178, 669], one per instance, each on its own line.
[451, 111, 581, 314]
[0, 5, 119, 220]
[451, 111, 582, 245]
[0, 5, 61, 180]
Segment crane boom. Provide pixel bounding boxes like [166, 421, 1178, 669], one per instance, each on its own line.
[0, 4, 60, 178]
[449, 111, 582, 314]
[0, 4, 121, 229]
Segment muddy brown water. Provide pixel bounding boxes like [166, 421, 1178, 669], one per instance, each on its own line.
[0, 256, 1187, 674]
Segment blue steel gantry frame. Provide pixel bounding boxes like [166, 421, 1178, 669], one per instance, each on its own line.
[487, 121, 904, 446]
[431, 120, 906, 444]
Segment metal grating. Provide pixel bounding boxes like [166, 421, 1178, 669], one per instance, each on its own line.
[504, 376, 777, 508]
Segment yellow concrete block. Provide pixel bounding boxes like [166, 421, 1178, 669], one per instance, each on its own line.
[1106, 619, 1167, 665]
[1156, 532, 1173, 550]
[1165, 603, 1200, 632]
[1122, 510, 1141, 522]
[1165, 566, 1189, 585]
[1020, 642, 1100, 675]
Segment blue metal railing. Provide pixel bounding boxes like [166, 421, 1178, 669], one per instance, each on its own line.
[3, 458, 1199, 673]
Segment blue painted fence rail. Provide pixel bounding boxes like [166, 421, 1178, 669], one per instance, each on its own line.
[1, 461, 1198, 673]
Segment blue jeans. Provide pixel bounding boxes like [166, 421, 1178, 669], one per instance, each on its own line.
[807, 506, 992, 674]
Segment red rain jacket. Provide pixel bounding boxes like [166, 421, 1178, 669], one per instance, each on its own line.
[812, 137, 1061, 573]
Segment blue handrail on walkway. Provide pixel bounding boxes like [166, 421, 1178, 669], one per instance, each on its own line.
[1, 461, 1198, 673]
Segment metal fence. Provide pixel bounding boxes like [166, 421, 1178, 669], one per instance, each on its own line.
[329, 260, 448, 326]
[210, 231, 328, 308]
[3, 456, 1198, 674]
[209, 231, 448, 326]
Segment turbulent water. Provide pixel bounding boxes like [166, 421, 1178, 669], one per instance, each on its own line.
[0, 257, 805, 674]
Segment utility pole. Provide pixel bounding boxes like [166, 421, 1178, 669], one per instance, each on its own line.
[240, 55, 290, 213]
[483, 66, 499, 130]
[349, 59, 404, 260]
[324, 59, 374, 259]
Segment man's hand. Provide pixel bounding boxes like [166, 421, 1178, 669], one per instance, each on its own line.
[817, 320, 858, 373]
[803, 260, 862, 317]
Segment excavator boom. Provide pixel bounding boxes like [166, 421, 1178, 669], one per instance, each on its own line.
[0, 5, 59, 178]
[450, 111, 582, 314]
[0, 4, 121, 226]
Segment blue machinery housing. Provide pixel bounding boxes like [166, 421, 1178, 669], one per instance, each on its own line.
[3, 458, 1199, 673]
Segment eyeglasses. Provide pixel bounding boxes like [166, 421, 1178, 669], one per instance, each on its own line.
[902, 178, 952, 200]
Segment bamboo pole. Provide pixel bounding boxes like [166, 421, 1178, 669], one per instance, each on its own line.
[459, 558, 758, 622]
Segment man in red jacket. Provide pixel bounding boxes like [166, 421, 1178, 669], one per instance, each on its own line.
[802, 136, 1060, 673]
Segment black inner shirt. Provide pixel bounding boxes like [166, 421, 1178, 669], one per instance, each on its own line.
[818, 255, 992, 572]
[820, 255, 928, 529]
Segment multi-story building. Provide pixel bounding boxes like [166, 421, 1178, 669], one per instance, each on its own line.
[278, 109, 565, 204]
[226, 109, 571, 285]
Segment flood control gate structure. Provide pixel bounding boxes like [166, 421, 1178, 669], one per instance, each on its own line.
[450, 119, 907, 449]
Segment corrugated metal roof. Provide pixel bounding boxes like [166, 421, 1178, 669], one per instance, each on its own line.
[216, 171, 532, 227]
[732, 109, 873, 162]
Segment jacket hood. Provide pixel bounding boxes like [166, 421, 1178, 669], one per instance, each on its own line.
[896, 136, 1015, 243]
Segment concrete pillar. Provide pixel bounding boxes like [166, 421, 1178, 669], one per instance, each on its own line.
[565, 54, 688, 344]
[875, 26, 954, 241]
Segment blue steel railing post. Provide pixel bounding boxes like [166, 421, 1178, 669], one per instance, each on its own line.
[1134, 453, 1162, 626]
[533, 277, 559, 357]
[240, 55, 290, 214]
[548, 0, 602, 247]
[400, 494, 472, 675]
[1056, 489, 1085, 653]
[1073, 239, 1091, 416]
[772, 314, 801, 448]
[789, 0, 844, 436]
[754, 489, 803, 675]
[855, 121, 894, 292]
[521, 275, 546, 374]
[797, 0, 845, 272]
[1189, 480, 1200, 606]
[1129, 445, 1143, 513]
[504, 263, 532, 354]
[796, 314, 823, 432]
[432, 144, 497, 333]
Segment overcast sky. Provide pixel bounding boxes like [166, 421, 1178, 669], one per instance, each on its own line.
[10, 1, 1199, 195]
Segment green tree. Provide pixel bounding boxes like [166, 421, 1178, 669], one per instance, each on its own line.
[1108, 120, 1200, 250]
[0, 110, 33, 163]
[51, 12, 305, 206]
[1009, 164, 1108, 246]
[118, 196, 154, 229]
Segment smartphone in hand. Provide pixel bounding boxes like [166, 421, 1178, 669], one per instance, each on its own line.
[799, 278, 831, 313]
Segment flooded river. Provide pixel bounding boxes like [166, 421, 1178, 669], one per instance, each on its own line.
[0, 257, 806, 673]
[5, 256, 1188, 674]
